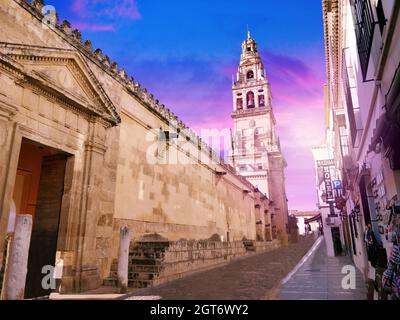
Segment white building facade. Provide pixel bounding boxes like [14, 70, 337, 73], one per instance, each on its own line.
[322, 0, 400, 300]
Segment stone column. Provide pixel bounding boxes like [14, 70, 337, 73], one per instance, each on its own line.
[0, 114, 19, 273]
[117, 226, 130, 294]
[73, 119, 108, 292]
[3, 214, 33, 300]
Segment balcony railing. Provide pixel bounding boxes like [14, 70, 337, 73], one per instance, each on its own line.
[351, 0, 376, 81]
[342, 51, 358, 146]
[376, 0, 386, 35]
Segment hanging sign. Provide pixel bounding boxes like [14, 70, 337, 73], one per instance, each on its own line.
[317, 159, 335, 167]
[323, 167, 334, 202]
[333, 180, 342, 190]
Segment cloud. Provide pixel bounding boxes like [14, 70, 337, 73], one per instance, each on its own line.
[71, 22, 115, 32]
[72, 0, 141, 19]
[261, 50, 325, 106]
[70, 0, 141, 31]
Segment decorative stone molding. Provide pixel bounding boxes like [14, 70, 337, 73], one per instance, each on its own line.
[141, 88, 148, 102]
[31, 0, 44, 11]
[71, 29, 82, 43]
[0, 100, 18, 121]
[134, 82, 141, 93]
[83, 40, 93, 52]
[94, 48, 103, 60]
[110, 62, 118, 74]
[60, 20, 71, 34]
[149, 93, 154, 103]
[0, 45, 121, 125]
[102, 55, 111, 68]
[126, 78, 135, 92]
[118, 68, 127, 82]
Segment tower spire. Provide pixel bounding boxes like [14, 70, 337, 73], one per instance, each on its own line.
[247, 25, 251, 39]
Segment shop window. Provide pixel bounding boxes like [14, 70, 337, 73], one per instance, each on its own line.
[359, 177, 372, 225]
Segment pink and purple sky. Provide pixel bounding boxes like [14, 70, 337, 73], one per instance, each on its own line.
[50, 0, 326, 210]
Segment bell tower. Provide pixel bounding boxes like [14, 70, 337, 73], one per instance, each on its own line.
[230, 32, 289, 241]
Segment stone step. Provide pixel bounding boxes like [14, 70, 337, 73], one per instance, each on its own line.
[129, 248, 168, 254]
[110, 261, 165, 272]
[109, 271, 159, 281]
[129, 253, 166, 260]
[129, 258, 164, 266]
[128, 279, 154, 289]
[103, 278, 117, 287]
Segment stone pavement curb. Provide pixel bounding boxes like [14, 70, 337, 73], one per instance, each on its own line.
[281, 236, 324, 285]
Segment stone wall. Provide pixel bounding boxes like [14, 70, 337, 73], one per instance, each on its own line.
[157, 240, 281, 284]
[105, 238, 281, 289]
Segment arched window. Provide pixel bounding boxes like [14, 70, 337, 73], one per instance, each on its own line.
[247, 91, 255, 108]
[247, 70, 254, 79]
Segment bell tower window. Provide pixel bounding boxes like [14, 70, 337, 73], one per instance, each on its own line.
[247, 91, 255, 108]
[259, 95, 265, 107]
[237, 98, 243, 110]
[247, 70, 254, 79]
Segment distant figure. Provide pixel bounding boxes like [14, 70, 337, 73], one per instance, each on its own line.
[365, 223, 377, 263]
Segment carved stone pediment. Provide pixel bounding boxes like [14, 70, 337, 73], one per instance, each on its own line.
[0, 44, 120, 126]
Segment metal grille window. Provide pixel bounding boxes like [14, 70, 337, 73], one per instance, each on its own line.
[350, 0, 376, 81]
[376, 0, 386, 35]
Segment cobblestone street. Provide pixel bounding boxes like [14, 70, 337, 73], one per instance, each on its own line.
[124, 236, 316, 300]
[278, 239, 367, 300]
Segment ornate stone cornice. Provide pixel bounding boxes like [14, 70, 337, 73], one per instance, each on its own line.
[0, 45, 120, 125]
[0, 100, 18, 121]
[231, 107, 269, 119]
[323, 0, 340, 108]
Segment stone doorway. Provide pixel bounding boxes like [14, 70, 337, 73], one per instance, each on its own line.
[11, 138, 70, 299]
[331, 227, 343, 256]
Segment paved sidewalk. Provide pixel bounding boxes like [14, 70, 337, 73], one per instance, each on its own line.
[278, 238, 367, 300]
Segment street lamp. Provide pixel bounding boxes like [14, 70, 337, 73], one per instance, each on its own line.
[339, 211, 347, 221]
[350, 206, 362, 222]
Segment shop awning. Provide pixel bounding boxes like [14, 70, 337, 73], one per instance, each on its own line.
[368, 114, 400, 152]
[305, 213, 322, 224]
